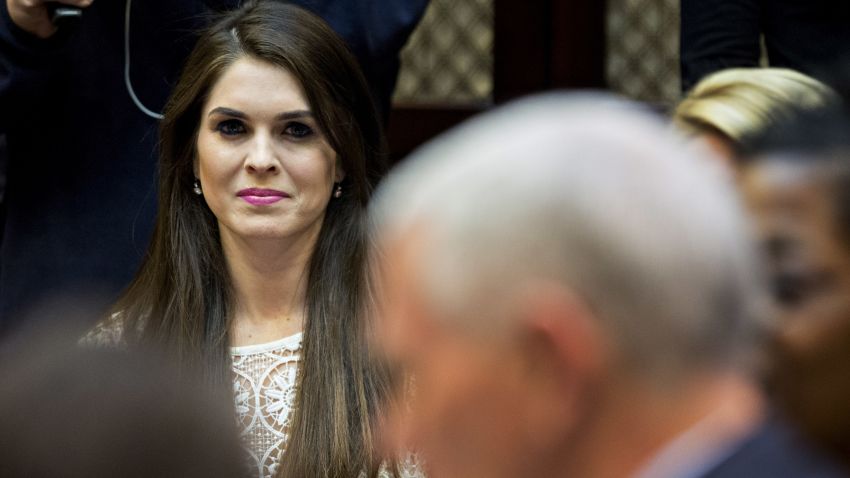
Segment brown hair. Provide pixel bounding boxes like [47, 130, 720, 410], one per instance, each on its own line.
[111, 2, 392, 476]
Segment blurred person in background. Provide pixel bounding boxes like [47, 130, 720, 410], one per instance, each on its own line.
[369, 93, 846, 478]
[673, 67, 835, 168]
[86, 3, 418, 477]
[0, 0, 427, 333]
[741, 105, 850, 469]
[681, 0, 850, 92]
[0, 303, 247, 478]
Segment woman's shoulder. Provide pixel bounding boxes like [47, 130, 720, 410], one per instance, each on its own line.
[79, 312, 131, 348]
[378, 454, 426, 478]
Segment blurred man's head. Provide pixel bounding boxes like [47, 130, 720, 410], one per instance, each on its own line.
[371, 94, 767, 478]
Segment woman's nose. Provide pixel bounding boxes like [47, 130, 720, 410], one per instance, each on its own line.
[245, 134, 279, 174]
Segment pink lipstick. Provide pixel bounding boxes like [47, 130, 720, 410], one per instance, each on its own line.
[237, 188, 289, 206]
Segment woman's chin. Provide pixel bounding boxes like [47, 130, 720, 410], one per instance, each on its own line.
[228, 222, 319, 244]
[237, 228, 292, 241]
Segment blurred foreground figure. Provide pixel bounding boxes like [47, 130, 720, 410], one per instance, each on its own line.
[742, 107, 850, 469]
[0, 311, 246, 478]
[370, 94, 847, 478]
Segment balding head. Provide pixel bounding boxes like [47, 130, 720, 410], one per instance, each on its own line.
[372, 94, 765, 380]
[370, 94, 772, 478]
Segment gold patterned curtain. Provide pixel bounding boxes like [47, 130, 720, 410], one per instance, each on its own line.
[606, 0, 681, 107]
[393, 0, 494, 105]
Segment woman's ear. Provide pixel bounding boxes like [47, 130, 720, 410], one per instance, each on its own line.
[334, 157, 346, 183]
[193, 152, 200, 179]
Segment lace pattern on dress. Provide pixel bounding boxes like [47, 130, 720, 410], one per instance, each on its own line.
[231, 333, 303, 478]
[85, 320, 424, 478]
[79, 313, 128, 348]
[383, 454, 427, 478]
[230, 333, 425, 478]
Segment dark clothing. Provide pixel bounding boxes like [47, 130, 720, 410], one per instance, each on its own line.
[680, 0, 850, 92]
[701, 417, 847, 478]
[0, 0, 427, 330]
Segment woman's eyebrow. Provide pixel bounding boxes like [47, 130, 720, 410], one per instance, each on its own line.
[276, 110, 313, 121]
[206, 107, 313, 121]
[208, 106, 246, 118]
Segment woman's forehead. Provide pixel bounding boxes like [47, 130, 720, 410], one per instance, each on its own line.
[204, 57, 310, 116]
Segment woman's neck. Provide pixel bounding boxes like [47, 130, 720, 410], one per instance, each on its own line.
[222, 227, 319, 346]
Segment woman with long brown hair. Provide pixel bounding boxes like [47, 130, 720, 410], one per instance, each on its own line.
[89, 2, 413, 476]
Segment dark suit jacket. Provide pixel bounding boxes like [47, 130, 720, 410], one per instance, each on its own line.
[680, 0, 850, 92]
[700, 418, 847, 478]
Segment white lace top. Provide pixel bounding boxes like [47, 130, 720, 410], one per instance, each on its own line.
[230, 333, 424, 478]
[231, 332, 302, 478]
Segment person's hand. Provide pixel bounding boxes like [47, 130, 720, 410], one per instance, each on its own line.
[7, 0, 92, 39]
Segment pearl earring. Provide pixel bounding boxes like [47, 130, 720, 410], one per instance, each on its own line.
[333, 183, 342, 198]
[193, 179, 203, 196]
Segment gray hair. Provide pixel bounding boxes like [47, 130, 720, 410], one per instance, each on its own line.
[371, 93, 767, 379]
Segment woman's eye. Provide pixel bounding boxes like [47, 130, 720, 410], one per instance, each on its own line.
[216, 119, 246, 136]
[284, 122, 314, 139]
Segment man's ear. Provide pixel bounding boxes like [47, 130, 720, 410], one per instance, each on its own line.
[514, 284, 609, 435]
[522, 285, 607, 381]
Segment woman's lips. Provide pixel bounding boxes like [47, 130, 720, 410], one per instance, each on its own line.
[237, 188, 289, 206]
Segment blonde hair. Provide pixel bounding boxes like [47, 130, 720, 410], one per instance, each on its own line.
[673, 68, 836, 144]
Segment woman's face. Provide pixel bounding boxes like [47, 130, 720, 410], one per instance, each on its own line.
[196, 56, 342, 244]
[741, 159, 850, 318]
